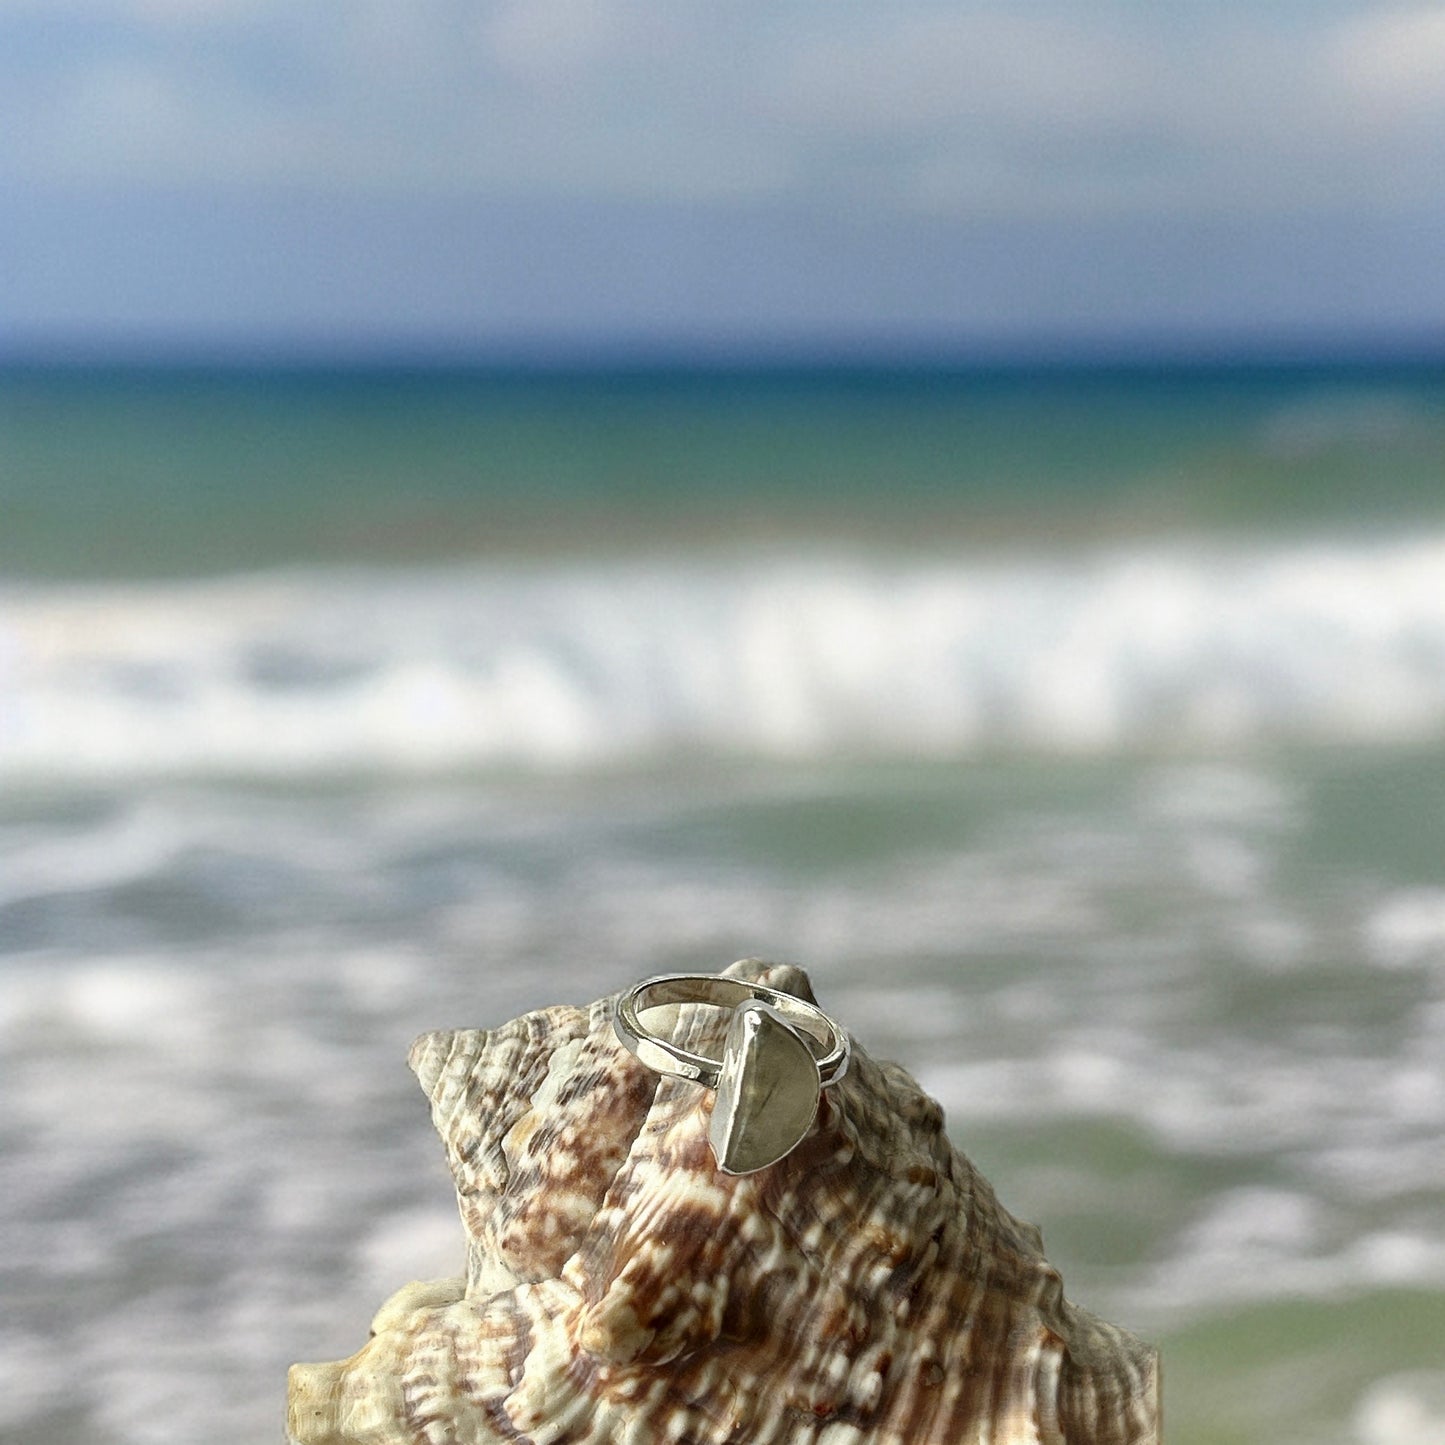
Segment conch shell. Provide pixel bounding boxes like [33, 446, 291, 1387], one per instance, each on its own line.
[288, 960, 1159, 1443]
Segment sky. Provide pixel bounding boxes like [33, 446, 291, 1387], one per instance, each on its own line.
[3, 0, 1445, 360]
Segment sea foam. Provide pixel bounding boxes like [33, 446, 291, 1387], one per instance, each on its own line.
[4, 534, 1445, 782]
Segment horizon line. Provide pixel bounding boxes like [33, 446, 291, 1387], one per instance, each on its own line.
[3, 325, 1444, 376]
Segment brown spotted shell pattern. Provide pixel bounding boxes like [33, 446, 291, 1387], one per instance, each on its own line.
[288, 960, 1159, 1444]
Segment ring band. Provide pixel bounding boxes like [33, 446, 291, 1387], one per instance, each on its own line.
[613, 972, 850, 1174]
[613, 973, 849, 1089]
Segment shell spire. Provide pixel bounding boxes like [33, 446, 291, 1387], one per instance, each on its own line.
[289, 960, 1159, 1443]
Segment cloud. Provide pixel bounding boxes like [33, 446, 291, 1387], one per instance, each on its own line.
[1330, 7, 1445, 114]
[483, 0, 623, 82]
[763, 12, 1142, 137]
[0, 1, 1442, 221]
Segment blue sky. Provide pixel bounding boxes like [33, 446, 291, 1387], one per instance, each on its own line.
[3, 1, 1444, 359]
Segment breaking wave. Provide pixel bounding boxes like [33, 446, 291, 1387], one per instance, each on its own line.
[5, 534, 1445, 781]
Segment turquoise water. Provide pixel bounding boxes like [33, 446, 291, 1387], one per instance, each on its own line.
[2, 361, 1444, 1444]
[5, 362, 1444, 576]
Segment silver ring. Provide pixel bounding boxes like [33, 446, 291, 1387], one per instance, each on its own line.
[613, 972, 849, 1174]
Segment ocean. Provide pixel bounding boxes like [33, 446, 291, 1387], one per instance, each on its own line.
[2, 360, 1444, 1444]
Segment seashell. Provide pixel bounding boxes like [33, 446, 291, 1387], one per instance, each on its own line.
[288, 960, 1159, 1444]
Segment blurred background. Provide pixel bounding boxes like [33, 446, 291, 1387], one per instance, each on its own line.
[3, 4, 1445, 1443]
